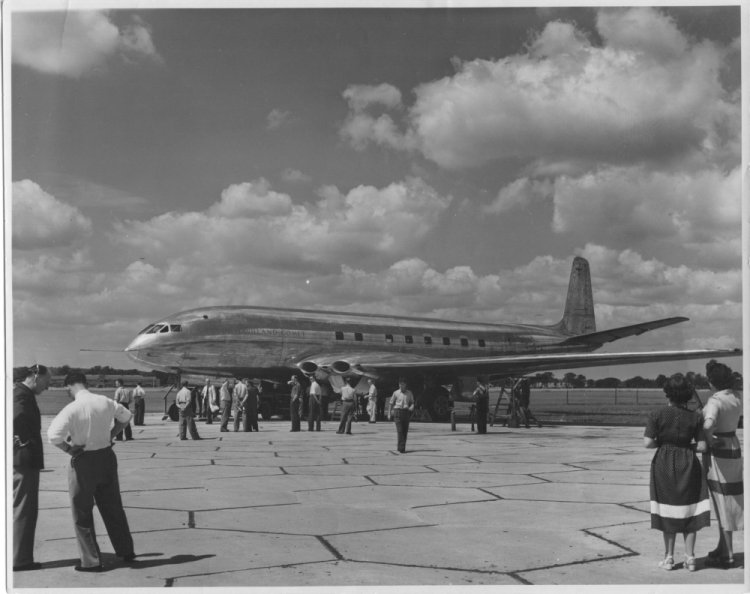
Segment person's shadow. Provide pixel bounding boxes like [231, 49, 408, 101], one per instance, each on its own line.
[38, 553, 215, 572]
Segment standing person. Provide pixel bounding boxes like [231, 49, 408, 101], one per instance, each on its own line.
[245, 379, 260, 432]
[644, 373, 709, 571]
[376, 382, 386, 421]
[702, 360, 744, 568]
[337, 378, 357, 435]
[176, 381, 201, 440]
[13, 364, 51, 571]
[113, 379, 133, 441]
[202, 378, 218, 424]
[308, 375, 322, 431]
[47, 372, 136, 572]
[233, 378, 249, 432]
[191, 385, 202, 418]
[366, 379, 378, 423]
[473, 377, 489, 434]
[289, 375, 302, 432]
[389, 378, 415, 453]
[516, 378, 541, 428]
[219, 378, 234, 432]
[132, 382, 146, 426]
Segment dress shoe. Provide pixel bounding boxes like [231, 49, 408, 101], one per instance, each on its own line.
[120, 553, 137, 563]
[75, 565, 103, 572]
[13, 562, 42, 571]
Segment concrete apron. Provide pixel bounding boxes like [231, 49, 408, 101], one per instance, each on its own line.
[10, 415, 745, 591]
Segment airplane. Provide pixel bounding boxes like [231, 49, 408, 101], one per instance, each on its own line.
[125, 256, 741, 421]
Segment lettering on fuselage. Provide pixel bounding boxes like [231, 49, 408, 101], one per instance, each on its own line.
[240, 328, 305, 338]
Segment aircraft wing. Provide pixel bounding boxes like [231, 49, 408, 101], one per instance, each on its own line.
[312, 348, 742, 379]
[558, 317, 689, 347]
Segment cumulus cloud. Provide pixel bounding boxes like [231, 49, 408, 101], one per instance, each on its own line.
[13, 180, 93, 250]
[340, 8, 738, 173]
[12, 11, 161, 77]
[282, 168, 312, 184]
[266, 108, 292, 130]
[114, 177, 451, 271]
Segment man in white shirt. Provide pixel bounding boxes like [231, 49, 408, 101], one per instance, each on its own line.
[232, 378, 249, 432]
[307, 376, 322, 431]
[219, 379, 235, 432]
[47, 372, 136, 572]
[337, 378, 357, 435]
[202, 378, 218, 423]
[113, 379, 134, 441]
[176, 381, 201, 440]
[366, 379, 378, 424]
[132, 382, 146, 425]
[388, 378, 415, 453]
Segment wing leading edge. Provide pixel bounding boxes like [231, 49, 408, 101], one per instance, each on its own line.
[310, 348, 742, 379]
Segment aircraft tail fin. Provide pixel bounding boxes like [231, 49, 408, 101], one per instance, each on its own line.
[554, 256, 596, 336]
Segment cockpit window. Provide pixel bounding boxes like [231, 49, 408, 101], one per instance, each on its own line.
[139, 324, 156, 335]
[159, 325, 170, 333]
[147, 324, 165, 334]
[170, 325, 182, 332]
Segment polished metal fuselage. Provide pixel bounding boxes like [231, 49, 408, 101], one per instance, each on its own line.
[125, 305, 577, 378]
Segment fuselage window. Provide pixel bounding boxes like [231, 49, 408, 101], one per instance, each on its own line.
[170, 325, 182, 333]
[147, 324, 164, 334]
[335, 331, 344, 340]
[460, 337, 469, 347]
[478, 338, 486, 347]
[405, 335, 413, 344]
[354, 332, 363, 341]
[443, 337, 451, 345]
[159, 325, 170, 333]
[385, 334, 393, 343]
[424, 336, 432, 345]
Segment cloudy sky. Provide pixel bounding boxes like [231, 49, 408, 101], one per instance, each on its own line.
[9, 4, 743, 379]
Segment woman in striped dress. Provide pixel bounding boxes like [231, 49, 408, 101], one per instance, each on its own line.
[703, 360, 743, 568]
[644, 373, 709, 571]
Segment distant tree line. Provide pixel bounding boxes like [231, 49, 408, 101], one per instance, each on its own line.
[530, 371, 714, 390]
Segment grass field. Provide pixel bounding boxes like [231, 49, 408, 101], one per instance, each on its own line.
[32, 386, 718, 427]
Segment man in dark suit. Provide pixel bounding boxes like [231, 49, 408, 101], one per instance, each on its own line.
[13, 364, 51, 571]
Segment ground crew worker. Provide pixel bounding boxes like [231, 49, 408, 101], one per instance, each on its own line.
[233, 378, 249, 432]
[337, 378, 357, 434]
[245, 379, 260, 431]
[473, 376, 490, 434]
[389, 378, 415, 453]
[132, 382, 146, 425]
[289, 375, 302, 431]
[219, 379, 234, 432]
[308, 376, 322, 431]
[114, 379, 134, 441]
[176, 381, 201, 440]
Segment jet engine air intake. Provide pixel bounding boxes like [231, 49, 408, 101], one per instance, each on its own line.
[299, 361, 318, 374]
[331, 360, 351, 374]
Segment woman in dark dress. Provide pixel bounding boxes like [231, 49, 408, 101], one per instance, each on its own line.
[644, 373, 709, 571]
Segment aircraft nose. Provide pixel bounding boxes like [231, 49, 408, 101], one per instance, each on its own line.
[125, 334, 152, 352]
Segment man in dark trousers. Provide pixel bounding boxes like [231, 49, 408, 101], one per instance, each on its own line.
[13, 364, 51, 571]
[388, 378, 415, 453]
[307, 375, 322, 431]
[473, 376, 490, 434]
[176, 381, 201, 440]
[245, 379, 261, 431]
[289, 375, 302, 431]
[47, 372, 136, 572]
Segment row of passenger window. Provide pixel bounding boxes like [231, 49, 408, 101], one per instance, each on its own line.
[334, 331, 485, 348]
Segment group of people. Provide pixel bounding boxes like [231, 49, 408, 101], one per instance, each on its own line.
[645, 360, 743, 572]
[13, 366, 136, 572]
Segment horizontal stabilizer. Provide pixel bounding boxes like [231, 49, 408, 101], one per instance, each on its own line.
[559, 317, 689, 348]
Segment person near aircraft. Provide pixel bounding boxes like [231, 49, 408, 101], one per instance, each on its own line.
[132, 382, 146, 425]
[219, 378, 234, 432]
[366, 378, 378, 423]
[202, 378, 218, 424]
[289, 375, 302, 431]
[176, 381, 201, 440]
[114, 379, 134, 441]
[702, 360, 743, 569]
[245, 379, 261, 431]
[308, 375, 322, 431]
[644, 373, 709, 571]
[337, 378, 357, 434]
[389, 378, 415, 453]
[473, 376, 490, 434]
[13, 364, 50, 572]
[232, 378, 249, 432]
[515, 379, 541, 428]
[47, 372, 136, 572]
